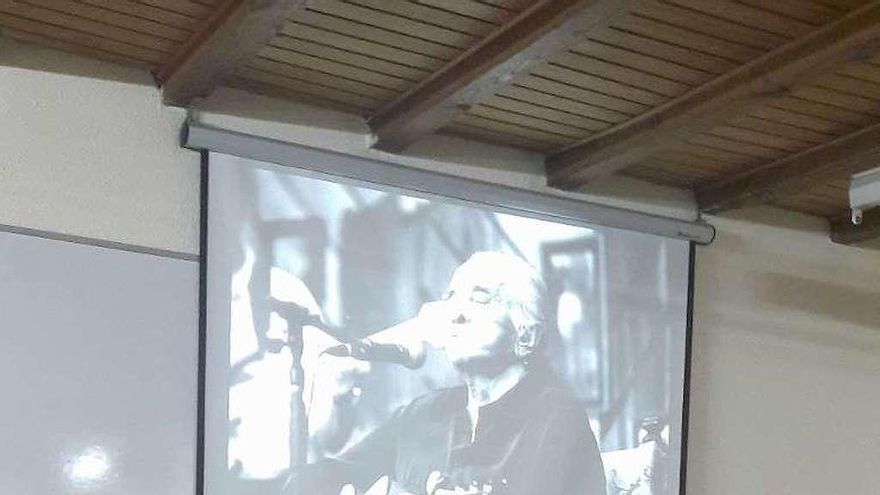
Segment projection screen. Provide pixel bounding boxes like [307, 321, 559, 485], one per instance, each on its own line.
[200, 136, 697, 495]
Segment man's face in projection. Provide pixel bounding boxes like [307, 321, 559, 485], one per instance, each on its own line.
[439, 261, 518, 371]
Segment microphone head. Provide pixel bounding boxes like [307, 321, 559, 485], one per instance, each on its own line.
[322, 343, 352, 358]
[320, 339, 427, 369]
[361, 338, 427, 369]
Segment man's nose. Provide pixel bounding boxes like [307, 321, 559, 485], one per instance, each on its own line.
[452, 313, 467, 324]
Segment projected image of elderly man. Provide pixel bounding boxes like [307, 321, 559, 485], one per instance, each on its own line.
[286, 251, 606, 495]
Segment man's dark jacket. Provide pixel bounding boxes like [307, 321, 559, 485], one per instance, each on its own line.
[286, 368, 606, 494]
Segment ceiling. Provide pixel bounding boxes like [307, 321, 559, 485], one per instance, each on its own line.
[2, 0, 880, 245]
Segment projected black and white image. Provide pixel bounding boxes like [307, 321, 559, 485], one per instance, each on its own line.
[205, 154, 691, 495]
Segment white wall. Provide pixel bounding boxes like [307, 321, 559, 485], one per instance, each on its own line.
[2, 38, 878, 494]
[688, 209, 880, 494]
[0, 38, 200, 256]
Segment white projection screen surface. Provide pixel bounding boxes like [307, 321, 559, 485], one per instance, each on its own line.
[204, 151, 693, 495]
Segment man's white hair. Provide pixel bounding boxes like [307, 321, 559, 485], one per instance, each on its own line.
[459, 251, 547, 345]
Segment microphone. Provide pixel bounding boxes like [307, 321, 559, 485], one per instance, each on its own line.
[321, 301, 448, 369]
[323, 338, 427, 369]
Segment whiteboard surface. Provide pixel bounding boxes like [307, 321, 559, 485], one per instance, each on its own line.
[0, 231, 198, 494]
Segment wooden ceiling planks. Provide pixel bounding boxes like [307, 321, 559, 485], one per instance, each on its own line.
[459, 0, 855, 172]
[258, 45, 414, 93]
[774, 177, 850, 218]
[679, 59, 880, 216]
[466, 102, 592, 140]
[450, 111, 575, 148]
[736, 0, 843, 25]
[546, 0, 880, 189]
[624, 157, 720, 189]
[308, 1, 482, 49]
[231, 0, 524, 118]
[441, 121, 564, 153]
[237, 57, 389, 110]
[18, 0, 191, 43]
[137, 0, 217, 19]
[72, 1, 206, 31]
[226, 68, 381, 115]
[696, 121, 880, 213]
[268, 34, 431, 82]
[0, 0, 240, 67]
[0, 0, 207, 66]
[368, 0, 642, 152]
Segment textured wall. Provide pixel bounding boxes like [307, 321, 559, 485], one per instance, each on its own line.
[689, 209, 880, 494]
[0, 38, 200, 255]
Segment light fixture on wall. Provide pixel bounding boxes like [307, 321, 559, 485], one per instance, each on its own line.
[849, 166, 880, 225]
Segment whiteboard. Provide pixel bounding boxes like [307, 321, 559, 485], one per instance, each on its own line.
[0, 230, 198, 494]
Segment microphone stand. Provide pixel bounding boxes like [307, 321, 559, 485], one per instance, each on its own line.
[269, 298, 317, 471]
[288, 318, 308, 471]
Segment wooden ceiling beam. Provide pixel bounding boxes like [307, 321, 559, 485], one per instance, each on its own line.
[367, 0, 636, 153]
[155, 0, 306, 106]
[830, 208, 880, 245]
[546, 1, 880, 189]
[696, 122, 880, 213]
